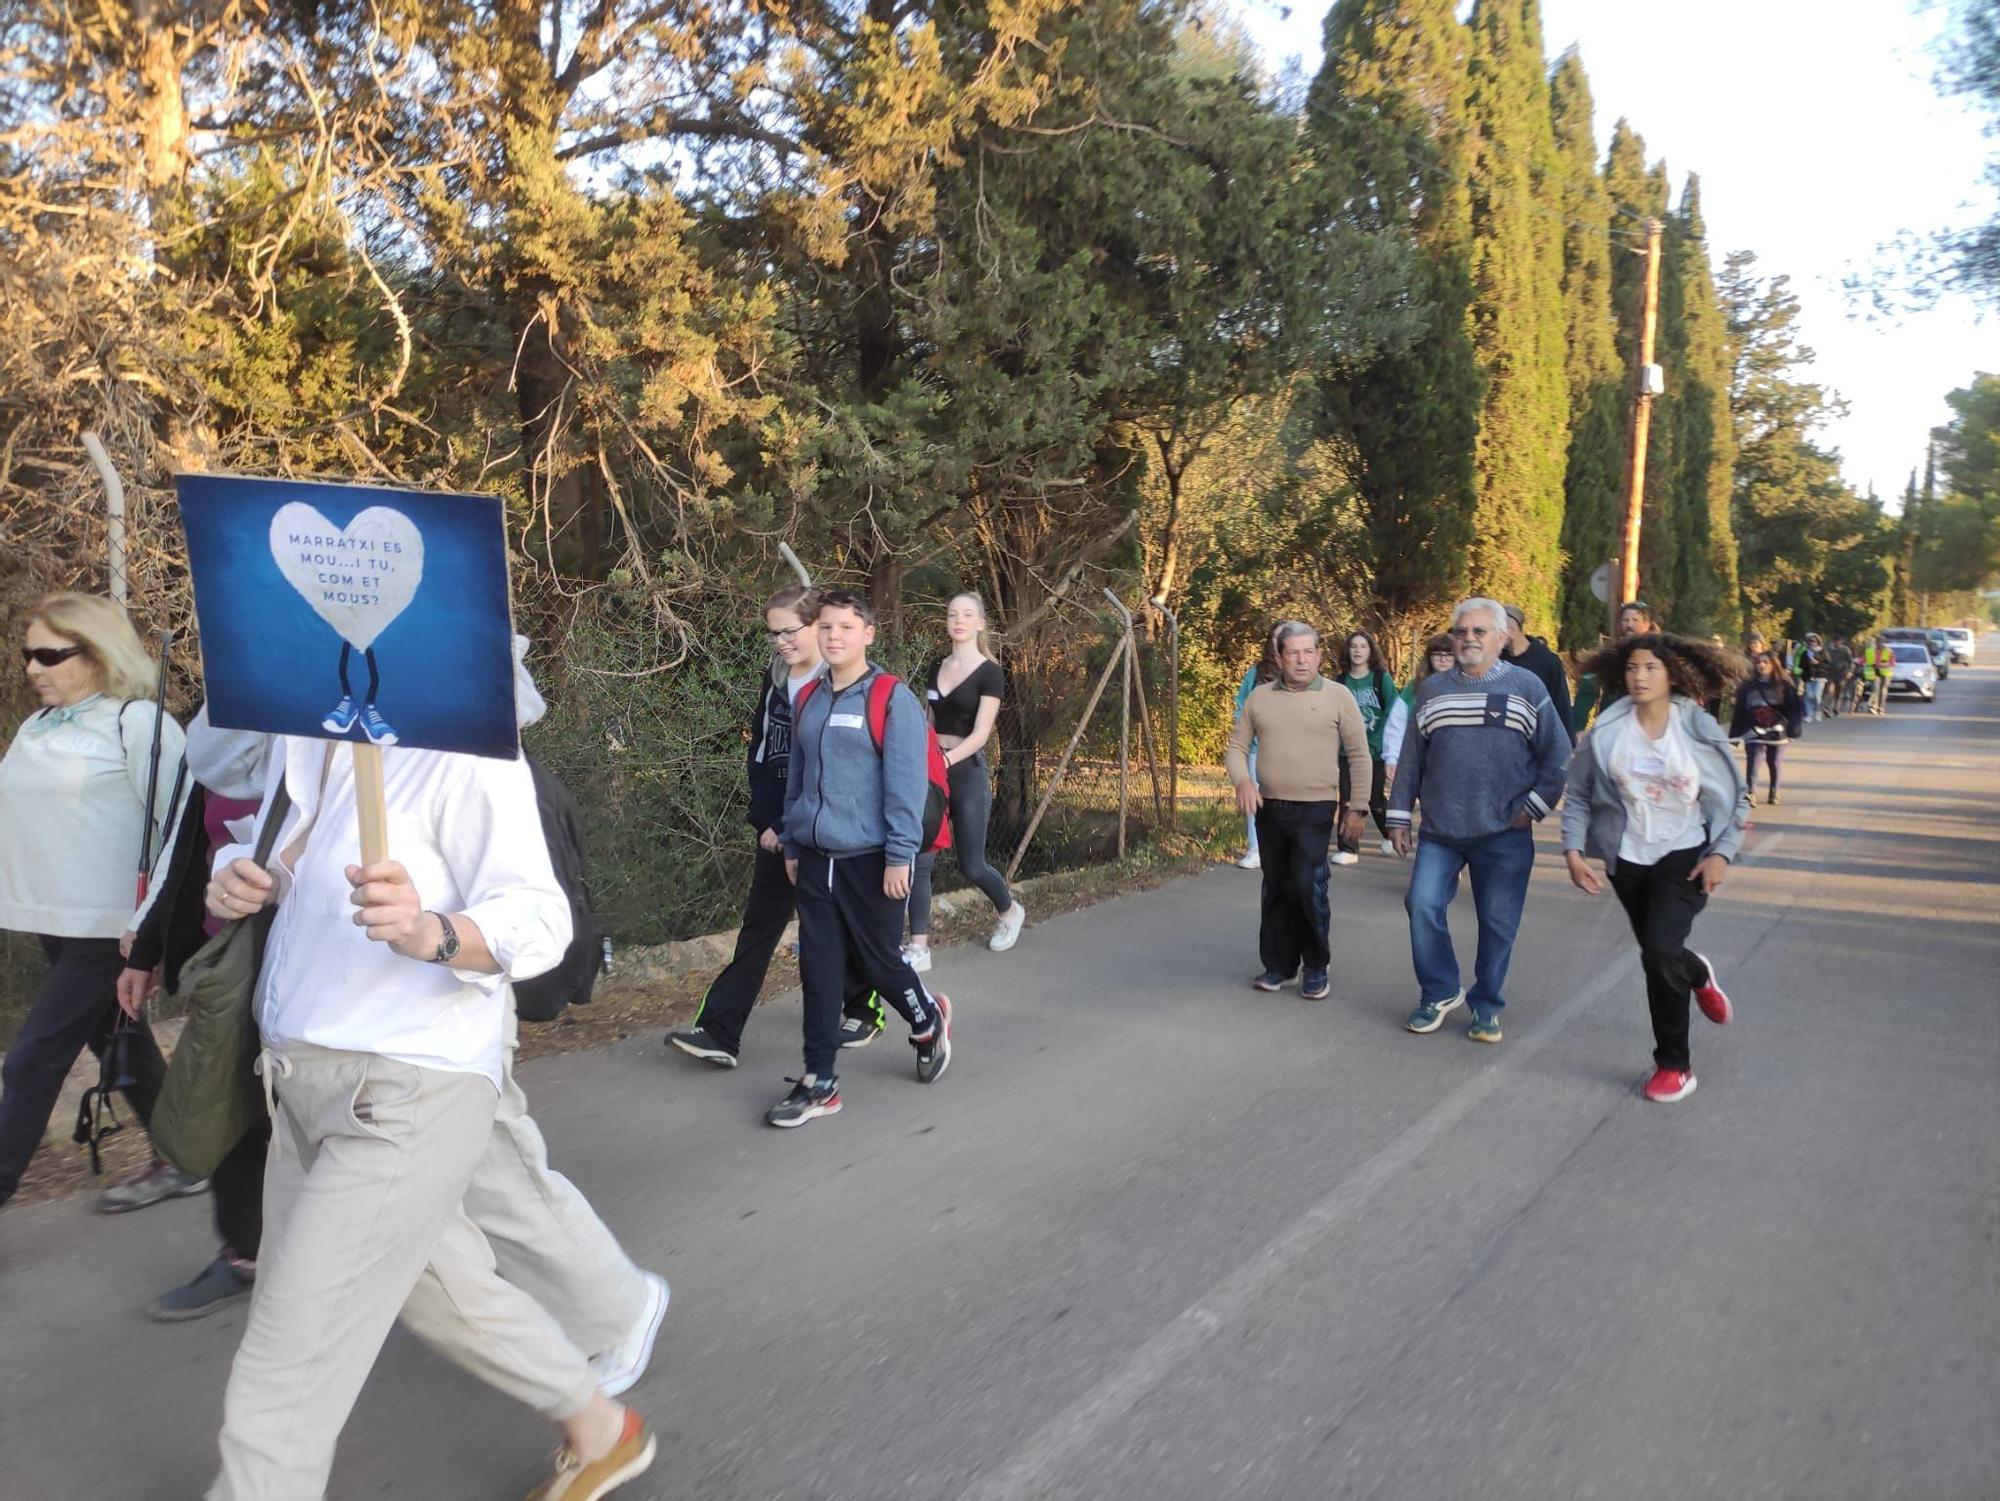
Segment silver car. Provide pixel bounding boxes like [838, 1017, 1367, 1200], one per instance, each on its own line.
[1887, 643, 1937, 702]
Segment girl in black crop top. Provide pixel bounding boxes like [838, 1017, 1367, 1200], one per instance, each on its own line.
[903, 594, 1027, 969]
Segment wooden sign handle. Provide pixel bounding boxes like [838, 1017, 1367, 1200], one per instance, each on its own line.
[352, 742, 389, 865]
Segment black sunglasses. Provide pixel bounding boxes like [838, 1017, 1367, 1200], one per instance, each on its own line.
[22, 644, 87, 668]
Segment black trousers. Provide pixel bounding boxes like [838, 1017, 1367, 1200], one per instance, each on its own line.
[1254, 799, 1335, 977]
[1337, 758, 1389, 850]
[794, 849, 939, 1078]
[695, 845, 883, 1056]
[1609, 844, 1710, 1073]
[210, 1114, 270, 1260]
[0, 936, 168, 1205]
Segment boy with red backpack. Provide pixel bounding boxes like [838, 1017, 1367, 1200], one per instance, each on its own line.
[773, 589, 954, 1127]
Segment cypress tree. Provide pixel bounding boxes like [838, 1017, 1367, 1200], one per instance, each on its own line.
[1659, 176, 1740, 633]
[1464, 0, 1570, 633]
[1306, 0, 1483, 639]
[1549, 48, 1624, 649]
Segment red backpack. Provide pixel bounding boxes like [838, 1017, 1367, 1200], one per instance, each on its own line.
[795, 671, 954, 854]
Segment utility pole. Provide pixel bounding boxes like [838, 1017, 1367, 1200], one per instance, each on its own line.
[1612, 217, 1664, 637]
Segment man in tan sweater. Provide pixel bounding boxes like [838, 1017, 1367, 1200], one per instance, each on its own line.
[1224, 622, 1371, 999]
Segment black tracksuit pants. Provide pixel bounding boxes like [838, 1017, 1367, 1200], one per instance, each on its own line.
[1254, 799, 1335, 978]
[695, 846, 884, 1057]
[794, 848, 939, 1078]
[1608, 844, 1710, 1073]
[0, 936, 168, 1206]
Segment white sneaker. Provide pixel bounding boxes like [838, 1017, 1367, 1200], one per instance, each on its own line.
[1330, 850, 1360, 866]
[1235, 851, 1260, 869]
[590, 1271, 669, 1397]
[989, 902, 1027, 952]
[904, 945, 934, 974]
[1379, 839, 1398, 857]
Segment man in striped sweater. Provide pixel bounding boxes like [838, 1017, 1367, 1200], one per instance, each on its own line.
[1386, 597, 1571, 1043]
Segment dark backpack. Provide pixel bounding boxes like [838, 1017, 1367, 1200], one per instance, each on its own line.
[514, 755, 607, 1022]
[795, 671, 954, 855]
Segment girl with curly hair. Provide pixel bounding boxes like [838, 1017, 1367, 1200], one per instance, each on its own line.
[1560, 633, 1752, 1104]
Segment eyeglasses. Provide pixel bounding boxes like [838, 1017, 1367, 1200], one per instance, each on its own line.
[763, 626, 804, 644]
[22, 645, 87, 668]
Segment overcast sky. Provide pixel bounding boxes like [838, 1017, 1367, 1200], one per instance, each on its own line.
[1228, 0, 1996, 506]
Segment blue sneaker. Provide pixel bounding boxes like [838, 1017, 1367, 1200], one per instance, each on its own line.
[1466, 1009, 1503, 1044]
[1301, 970, 1330, 1001]
[321, 695, 360, 733]
[1405, 989, 1465, 1034]
[1251, 971, 1288, 993]
[359, 706, 399, 746]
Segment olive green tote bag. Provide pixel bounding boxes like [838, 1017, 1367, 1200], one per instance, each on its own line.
[151, 783, 291, 1179]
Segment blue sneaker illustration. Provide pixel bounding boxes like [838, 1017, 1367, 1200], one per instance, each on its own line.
[321, 695, 360, 734]
[360, 706, 400, 746]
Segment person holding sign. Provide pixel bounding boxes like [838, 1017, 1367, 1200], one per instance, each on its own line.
[202, 739, 655, 1501]
[0, 594, 191, 1211]
[773, 589, 953, 1128]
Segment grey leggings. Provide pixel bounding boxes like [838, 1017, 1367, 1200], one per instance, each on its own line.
[911, 751, 1013, 935]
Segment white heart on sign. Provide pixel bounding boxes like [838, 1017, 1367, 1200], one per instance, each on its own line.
[268, 502, 426, 652]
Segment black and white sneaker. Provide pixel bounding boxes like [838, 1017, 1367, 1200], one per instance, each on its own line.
[912, 993, 953, 1084]
[838, 1013, 884, 1049]
[766, 1076, 841, 1128]
[667, 1026, 738, 1068]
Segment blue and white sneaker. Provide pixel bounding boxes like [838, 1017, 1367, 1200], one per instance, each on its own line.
[359, 706, 399, 746]
[1300, 970, 1330, 1001]
[1405, 989, 1465, 1034]
[321, 695, 360, 734]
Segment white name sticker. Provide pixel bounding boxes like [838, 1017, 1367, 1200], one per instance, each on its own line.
[828, 713, 867, 729]
[926, 688, 941, 700]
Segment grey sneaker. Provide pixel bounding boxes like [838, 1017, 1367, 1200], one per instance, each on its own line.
[99, 1160, 208, 1215]
[146, 1255, 254, 1322]
[1405, 990, 1465, 1034]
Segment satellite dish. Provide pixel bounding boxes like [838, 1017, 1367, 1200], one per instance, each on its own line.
[1589, 561, 1614, 604]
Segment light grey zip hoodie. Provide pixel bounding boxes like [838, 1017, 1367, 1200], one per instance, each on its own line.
[781, 664, 928, 867]
[1560, 693, 1751, 874]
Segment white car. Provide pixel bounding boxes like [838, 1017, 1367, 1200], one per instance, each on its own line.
[1942, 628, 1975, 665]
[1887, 643, 1937, 701]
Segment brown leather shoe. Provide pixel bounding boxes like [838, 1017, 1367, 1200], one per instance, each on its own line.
[524, 1410, 656, 1501]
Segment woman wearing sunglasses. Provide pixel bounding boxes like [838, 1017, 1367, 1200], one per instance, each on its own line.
[0, 593, 188, 1210]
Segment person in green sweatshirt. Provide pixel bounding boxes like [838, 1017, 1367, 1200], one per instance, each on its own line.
[1334, 630, 1398, 863]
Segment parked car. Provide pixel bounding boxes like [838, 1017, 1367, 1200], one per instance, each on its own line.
[1926, 629, 1953, 677]
[1887, 643, 1938, 701]
[1942, 627, 1976, 664]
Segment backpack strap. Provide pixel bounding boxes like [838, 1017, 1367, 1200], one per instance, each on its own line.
[864, 671, 898, 752]
[793, 677, 821, 720]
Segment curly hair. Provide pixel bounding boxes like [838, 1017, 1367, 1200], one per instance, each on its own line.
[1581, 631, 1744, 706]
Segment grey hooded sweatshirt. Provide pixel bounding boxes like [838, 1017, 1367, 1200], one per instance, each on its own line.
[1560, 693, 1751, 874]
[782, 664, 928, 868]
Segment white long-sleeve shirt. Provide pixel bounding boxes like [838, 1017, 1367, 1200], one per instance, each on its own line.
[215, 737, 570, 1087]
[0, 695, 186, 938]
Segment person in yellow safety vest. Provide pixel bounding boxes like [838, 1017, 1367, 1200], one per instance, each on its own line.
[1867, 638, 1896, 715]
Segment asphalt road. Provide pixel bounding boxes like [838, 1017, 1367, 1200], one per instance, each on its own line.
[3, 648, 1997, 1501]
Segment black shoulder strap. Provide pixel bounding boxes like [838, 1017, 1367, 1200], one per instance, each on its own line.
[252, 781, 295, 868]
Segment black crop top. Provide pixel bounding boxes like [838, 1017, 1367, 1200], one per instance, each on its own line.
[926, 657, 1005, 738]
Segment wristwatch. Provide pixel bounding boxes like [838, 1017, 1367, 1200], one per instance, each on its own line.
[428, 911, 461, 965]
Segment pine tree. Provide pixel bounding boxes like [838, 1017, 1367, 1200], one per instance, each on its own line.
[1463, 0, 1570, 634]
[1549, 48, 1624, 649]
[1306, 0, 1483, 639]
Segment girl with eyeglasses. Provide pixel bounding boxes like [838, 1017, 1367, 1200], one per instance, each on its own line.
[0, 593, 189, 1210]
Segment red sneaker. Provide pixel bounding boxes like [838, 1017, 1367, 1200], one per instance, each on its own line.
[1690, 952, 1732, 1025]
[1643, 1068, 1697, 1104]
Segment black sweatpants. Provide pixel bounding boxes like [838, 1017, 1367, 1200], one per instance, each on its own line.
[1253, 799, 1335, 978]
[1336, 757, 1389, 851]
[0, 936, 168, 1206]
[1609, 843, 1710, 1073]
[794, 848, 940, 1078]
[695, 845, 883, 1056]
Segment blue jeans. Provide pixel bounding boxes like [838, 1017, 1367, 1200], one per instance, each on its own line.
[1405, 827, 1536, 1019]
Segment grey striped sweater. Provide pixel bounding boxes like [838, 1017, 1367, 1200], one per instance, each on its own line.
[1385, 662, 1571, 842]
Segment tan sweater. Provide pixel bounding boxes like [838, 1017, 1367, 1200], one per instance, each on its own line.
[1224, 677, 1372, 804]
